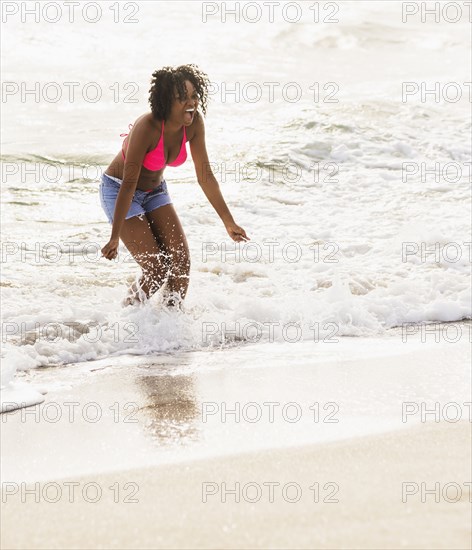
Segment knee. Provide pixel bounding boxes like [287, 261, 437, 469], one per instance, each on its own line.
[141, 249, 170, 271]
[169, 244, 191, 274]
[142, 257, 169, 284]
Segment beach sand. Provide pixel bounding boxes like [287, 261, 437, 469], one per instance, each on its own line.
[1, 422, 470, 549]
[1, 334, 471, 549]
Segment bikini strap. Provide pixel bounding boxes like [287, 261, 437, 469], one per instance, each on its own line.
[120, 123, 133, 137]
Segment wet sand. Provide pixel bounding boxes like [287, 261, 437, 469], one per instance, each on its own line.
[1, 334, 471, 549]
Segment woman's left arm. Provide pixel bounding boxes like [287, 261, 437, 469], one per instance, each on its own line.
[189, 113, 249, 243]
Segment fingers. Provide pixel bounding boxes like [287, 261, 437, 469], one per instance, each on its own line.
[236, 225, 249, 240]
[229, 226, 250, 243]
[236, 227, 249, 241]
[101, 245, 118, 260]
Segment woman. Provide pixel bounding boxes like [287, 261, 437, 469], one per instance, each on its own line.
[100, 64, 249, 308]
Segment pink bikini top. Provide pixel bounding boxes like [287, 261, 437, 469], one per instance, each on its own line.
[120, 119, 187, 171]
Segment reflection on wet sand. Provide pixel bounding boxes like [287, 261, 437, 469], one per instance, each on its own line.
[135, 374, 201, 446]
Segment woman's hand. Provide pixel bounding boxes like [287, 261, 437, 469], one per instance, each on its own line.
[225, 222, 249, 243]
[101, 237, 119, 260]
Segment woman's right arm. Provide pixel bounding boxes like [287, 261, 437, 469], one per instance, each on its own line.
[101, 121, 150, 260]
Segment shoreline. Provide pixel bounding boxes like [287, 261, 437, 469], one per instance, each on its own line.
[1, 331, 470, 483]
[1, 330, 470, 548]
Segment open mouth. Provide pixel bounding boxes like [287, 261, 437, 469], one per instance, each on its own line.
[184, 108, 195, 122]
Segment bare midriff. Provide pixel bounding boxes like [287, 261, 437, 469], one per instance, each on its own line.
[104, 152, 164, 192]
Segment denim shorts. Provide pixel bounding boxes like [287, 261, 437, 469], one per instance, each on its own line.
[99, 173, 172, 224]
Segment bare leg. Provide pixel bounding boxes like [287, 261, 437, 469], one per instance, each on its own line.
[145, 204, 191, 308]
[118, 215, 171, 305]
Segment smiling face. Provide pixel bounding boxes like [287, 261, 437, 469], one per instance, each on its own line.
[170, 79, 199, 126]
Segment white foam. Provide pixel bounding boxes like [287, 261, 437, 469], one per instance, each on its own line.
[0, 381, 46, 413]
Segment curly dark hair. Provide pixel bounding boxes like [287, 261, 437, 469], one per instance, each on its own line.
[148, 64, 210, 121]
